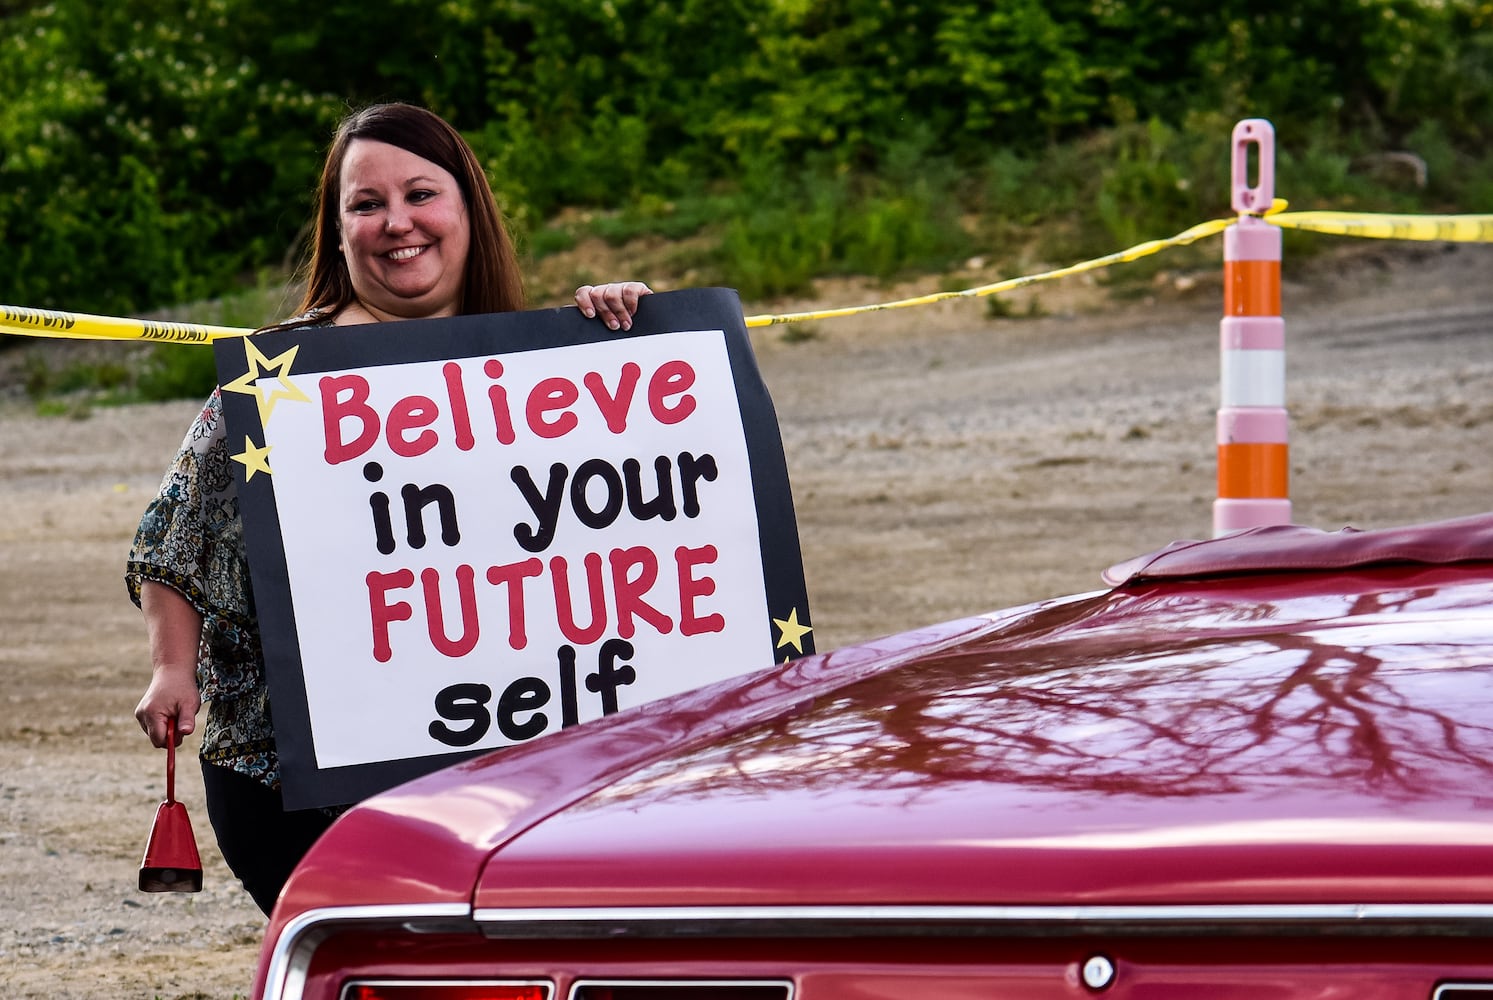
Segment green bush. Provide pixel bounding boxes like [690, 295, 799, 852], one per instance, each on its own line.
[1096, 121, 1198, 252]
[716, 158, 847, 299]
[0, 0, 339, 313]
[0, 0, 1487, 330]
[133, 345, 217, 403]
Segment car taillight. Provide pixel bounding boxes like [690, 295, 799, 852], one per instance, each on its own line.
[343, 983, 550, 1000]
[572, 983, 791, 1000]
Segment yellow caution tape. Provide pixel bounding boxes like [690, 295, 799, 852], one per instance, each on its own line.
[743, 205, 1493, 328]
[744, 216, 1235, 328]
[0, 304, 247, 345]
[1270, 210, 1493, 243]
[3, 208, 1490, 341]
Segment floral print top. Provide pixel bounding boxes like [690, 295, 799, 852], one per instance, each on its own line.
[126, 318, 328, 790]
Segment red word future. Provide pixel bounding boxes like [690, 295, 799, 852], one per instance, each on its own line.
[365, 544, 726, 662]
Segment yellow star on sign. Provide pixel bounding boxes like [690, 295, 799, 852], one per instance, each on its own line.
[772, 608, 813, 655]
[231, 437, 273, 481]
[222, 340, 309, 425]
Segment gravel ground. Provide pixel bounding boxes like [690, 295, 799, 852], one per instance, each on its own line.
[1, 241, 1490, 998]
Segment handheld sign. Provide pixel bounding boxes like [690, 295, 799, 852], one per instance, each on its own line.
[215, 288, 812, 809]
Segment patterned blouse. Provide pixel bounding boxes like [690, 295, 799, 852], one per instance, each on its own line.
[126, 318, 329, 790]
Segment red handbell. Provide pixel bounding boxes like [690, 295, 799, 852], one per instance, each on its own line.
[139, 718, 203, 893]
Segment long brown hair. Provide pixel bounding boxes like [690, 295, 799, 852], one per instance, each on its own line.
[277, 103, 523, 328]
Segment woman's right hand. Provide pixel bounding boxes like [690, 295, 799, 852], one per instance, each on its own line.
[135, 666, 200, 749]
[135, 581, 204, 748]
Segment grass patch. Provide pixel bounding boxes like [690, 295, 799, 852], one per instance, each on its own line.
[18, 116, 1489, 408]
[984, 294, 1047, 320]
[778, 322, 820, 344]
[13, 276, 287, 411]
[589, 193, 734, 246]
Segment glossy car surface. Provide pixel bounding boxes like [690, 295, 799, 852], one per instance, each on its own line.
[252, 512, 1493, 1000]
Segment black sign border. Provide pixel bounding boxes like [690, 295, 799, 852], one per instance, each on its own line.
[214, 287, 812, 809]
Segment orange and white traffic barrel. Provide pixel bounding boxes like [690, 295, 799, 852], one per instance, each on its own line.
[1214, 119, 1290, 536]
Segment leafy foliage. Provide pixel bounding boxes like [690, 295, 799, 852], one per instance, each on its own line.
[1, 0, 1489, 321]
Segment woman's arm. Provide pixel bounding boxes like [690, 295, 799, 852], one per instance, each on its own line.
[134, 580, 204, 748]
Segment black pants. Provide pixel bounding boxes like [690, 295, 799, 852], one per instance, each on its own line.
[200, 761, 338, 915]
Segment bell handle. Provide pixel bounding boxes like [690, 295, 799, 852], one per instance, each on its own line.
[165, 717, 177, 805]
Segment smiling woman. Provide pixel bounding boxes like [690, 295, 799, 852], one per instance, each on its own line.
[126, 101, 653, 917]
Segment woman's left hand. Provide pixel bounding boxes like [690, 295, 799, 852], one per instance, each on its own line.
[575, 281, 653, 332]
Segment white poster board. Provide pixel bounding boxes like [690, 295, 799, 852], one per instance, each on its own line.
[216, 289, 812, 808]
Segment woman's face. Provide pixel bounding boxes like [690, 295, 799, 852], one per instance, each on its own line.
[337, 139, 471, 321]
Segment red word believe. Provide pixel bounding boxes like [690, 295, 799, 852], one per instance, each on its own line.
[321, 358, 698, 464]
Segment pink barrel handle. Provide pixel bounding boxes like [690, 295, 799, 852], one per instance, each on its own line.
[1232, 119, 1275, 215]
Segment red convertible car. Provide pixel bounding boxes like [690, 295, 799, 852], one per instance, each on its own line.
[252, 511, 1493, 1000]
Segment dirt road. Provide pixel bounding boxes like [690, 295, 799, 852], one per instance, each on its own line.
[1, 241, 1490, 997]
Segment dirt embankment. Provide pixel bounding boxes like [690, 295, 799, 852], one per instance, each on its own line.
[1, 242, 1490, 998]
